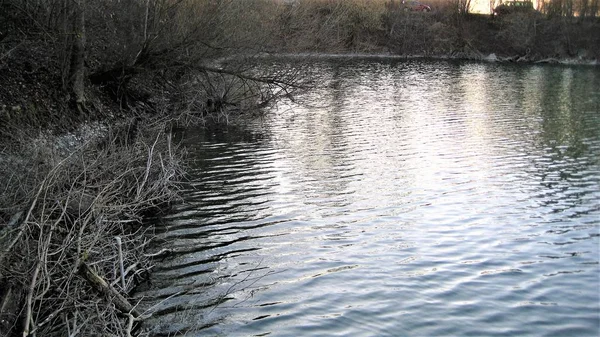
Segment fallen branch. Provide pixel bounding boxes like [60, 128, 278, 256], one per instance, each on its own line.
[0, 42, 23, 62]
[143, 248, 172, 258]
[77, 262, 141, 317]
[199, 65, 304, 89]
[535, 57, 559, 64]
[22, 261, 41, 337]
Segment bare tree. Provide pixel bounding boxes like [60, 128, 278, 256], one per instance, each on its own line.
[69, 0, 86, 112]
[458, 0, 473, 14]
[490, 0, 501, 14]
[591, 0, 600, 17]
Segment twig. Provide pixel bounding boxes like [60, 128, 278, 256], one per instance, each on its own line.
[2, 181, 44, 256]
[0, 42, 23, 62]
[115, 236, 126, 289]
[125, 313, 135, 337]
[199, 65, 304, 89]
[29, 305, 67, 335]
[22, 261, 41, 337]
[144, 247, 171, 258]
[110, 263, 139, 287]
[67, 314, 92, 337]
[136, 133, 161, 200]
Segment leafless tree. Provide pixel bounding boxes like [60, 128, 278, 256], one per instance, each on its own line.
[69, 0, 86, 112]
[490, 0, 501, 14]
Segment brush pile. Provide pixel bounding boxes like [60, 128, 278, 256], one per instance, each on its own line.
[0, 119, 181, 337]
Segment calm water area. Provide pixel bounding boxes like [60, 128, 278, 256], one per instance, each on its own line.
[137, 59, 600, 336]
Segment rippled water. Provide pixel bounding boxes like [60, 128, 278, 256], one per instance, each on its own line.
[137, 59, 600, 336]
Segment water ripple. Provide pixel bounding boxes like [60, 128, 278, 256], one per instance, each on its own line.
[138, 60, 600, 337]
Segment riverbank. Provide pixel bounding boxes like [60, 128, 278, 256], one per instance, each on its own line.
[0, 22, 186, 335]
[0, 116, 182, 336]
[247, 51, 599, 66]
[0, 1, 299, 334]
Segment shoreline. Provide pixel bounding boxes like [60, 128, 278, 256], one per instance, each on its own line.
[233, 51, 600, 67]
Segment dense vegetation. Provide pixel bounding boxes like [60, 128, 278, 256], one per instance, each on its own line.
[1, 0, 598, 125]
[0, 0, 598, 336]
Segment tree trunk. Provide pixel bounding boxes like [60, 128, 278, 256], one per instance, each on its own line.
[69, 0, 86, 112]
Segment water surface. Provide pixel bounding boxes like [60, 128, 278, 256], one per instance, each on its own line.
[138, 59, 600, 336]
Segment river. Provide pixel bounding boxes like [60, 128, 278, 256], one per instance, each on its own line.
[137, 59, 600, 336]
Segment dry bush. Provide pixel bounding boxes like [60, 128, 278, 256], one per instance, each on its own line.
[171, 59, 305, 125]
[128, 0, 282, 61]
[496, 12, 539, 55]
[0, 120, 181, 337]
[428, 21, 460, 54]
[276, 0, 388, 52]
[84, 0, 300, 113]
[384, 0, 459, 55]
[531, 16, 600, 58]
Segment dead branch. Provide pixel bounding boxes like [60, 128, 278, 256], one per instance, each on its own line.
[199, 65, 304, 89]
[0, 42, 24, 62]
[77, 261, 141, 317]
[22, 260, 41, 337]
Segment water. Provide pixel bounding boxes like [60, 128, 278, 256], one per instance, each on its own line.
[137, 59, 600, 336]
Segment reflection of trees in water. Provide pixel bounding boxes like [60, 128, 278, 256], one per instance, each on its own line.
[142, 61, 600, 335]
[266, 61, 359, 207]
[138, 127, 284, 335]
[538, 67, 599, 146]
[528, 67, 600, 217]
[460, 64, 600, 217]
[470, 64, 598, 217]
[387, 61, 599, 220]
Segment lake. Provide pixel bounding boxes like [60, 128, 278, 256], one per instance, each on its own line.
[137, 59, 600, 336]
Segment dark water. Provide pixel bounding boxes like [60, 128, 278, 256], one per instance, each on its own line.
[138, 60, 600, 336]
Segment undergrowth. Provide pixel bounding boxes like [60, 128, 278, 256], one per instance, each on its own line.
[0, 118, 181, 337]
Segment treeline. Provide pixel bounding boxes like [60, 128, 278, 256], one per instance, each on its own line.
[540, 0, 600, 18]
[0, 0, 597, 125]
[283, 0, 599, 59]
[270, 0, 599, 59]
[0, 0, 299, 129]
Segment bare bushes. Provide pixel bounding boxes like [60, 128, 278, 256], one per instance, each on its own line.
[276, 0, 387, 52]
[386, 10, 438, 55]
[493, 12, 600, 60]
[0, 120, 181, 337]
[495, 12, 539, 56]
[384, 1, 461, 56]
[274, 0, 461, 55]
[173, 61, 304, 125]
